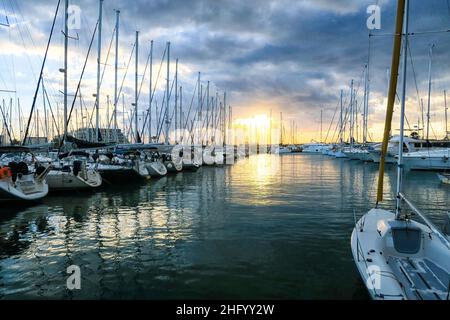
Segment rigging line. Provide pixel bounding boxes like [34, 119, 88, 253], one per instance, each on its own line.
[90, 41, 135, 128]
[0, 101, 13, 142]
[324, 101, 339, 143]
[61, 20, 99, 151]
[98, 24, 116, 99]
[21, 0, 60, 146]
[182, 80, 198, 134]
[329, 86, 351, 143]
[7, 0, 37, 81]
[140, 45, 167, 137]
[43, 84, 61, 138]
[156, 75, 176, 140]
[407, 40, 423, 126]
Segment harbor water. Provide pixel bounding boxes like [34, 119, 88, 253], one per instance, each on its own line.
[0, 154, 448, 299]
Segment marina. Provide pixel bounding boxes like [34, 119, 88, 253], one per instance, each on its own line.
[0, 0, 450, 303]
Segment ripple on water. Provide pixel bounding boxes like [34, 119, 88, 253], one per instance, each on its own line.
[0, 154, 448, 299]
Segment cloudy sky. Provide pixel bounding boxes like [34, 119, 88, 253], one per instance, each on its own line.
[1, 0, 450, 143]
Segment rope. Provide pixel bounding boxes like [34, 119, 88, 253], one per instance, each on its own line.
[21, 0, 60, 146]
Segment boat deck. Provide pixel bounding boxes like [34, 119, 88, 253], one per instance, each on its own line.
[388, 256, 450, 300]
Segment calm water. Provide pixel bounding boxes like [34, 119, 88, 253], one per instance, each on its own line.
[0, 154, 449, 299]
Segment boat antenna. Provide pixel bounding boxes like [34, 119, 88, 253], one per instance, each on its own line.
[376, 0, 407, 205]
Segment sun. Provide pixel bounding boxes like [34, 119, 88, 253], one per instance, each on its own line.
[234, 114, 271, 129]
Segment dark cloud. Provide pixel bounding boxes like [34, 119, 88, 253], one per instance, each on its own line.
[2, 0, 450, 140]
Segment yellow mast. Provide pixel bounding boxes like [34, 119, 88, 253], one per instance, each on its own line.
[376, 0, 406, 204]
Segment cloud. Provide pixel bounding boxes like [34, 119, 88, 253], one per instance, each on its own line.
[1, 0, 450, 142]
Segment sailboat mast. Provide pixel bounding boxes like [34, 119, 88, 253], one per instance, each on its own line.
[165, 42, 170, 145]
[363, 64, 368, 144]
[320, 109, 323, 143]
[223, 91, 226, 145]
[114, 9, 120, 143]
[376, 0, 406, 204]
[206, 81, 210, 145]
[63, 0, 68, 139]
[445, 90, 449, 139]
[426, 44, 434, 141]
[339, 89, 343, 144]
[395, 0, 410, 218]
[149, 40, 153, 142]
[349, 80, 354, 146]
[174, 58, 178, 143]
[95, 0, 103, 142]
[135, 31, 139, 143]
[280, 112, 283, 145]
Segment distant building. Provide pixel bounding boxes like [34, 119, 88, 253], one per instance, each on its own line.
[71, 128, 129, 144]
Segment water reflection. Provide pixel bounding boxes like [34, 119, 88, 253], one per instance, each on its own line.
[0, 154, 448, 299]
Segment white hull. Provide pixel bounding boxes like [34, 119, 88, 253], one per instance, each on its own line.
[0, 175, 48, 202]
[46, 169, 102, 191]
[164, 161, 183, 173]
[145, 161, 167, 177]
[403, 149, 450, 170]
[351, 208, 450, 300]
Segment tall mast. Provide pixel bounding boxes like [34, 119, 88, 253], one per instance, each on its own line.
[165, 42, 170, 144]
[135, 31, 139, 143]
[114, 9, 120, 143]
[149, 40, 153, 142]
[206, 81, 210, 145]
[445, 90, 449, 140]
[174, 58, 178, 143]
[179, 86, 182, 141]
[320, 109, 323, 143]
[280, 112, 283, 145]
[426, 44, 434, 141]
[95, 0, 103, 142]
[349, 80, 354, 146]
[376, 0, 406, 204]
[223, 91, 226, 145]
[395, 0, 410, 218]
[269, 109, 272, 146]
[197, 72, 201, 145]
[363, 64, 368, 144]
[339, 89, 343, 144]
[63, 0, 68, 139]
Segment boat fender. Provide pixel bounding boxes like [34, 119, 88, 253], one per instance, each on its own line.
[0, 167, 12, 179]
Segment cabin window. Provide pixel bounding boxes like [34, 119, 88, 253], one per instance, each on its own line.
[392, 228, 421, 254]
[403, 143, 409, 153]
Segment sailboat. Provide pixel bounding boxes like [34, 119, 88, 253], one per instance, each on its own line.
[351, 0, 450, 300]
[46, 151, 102, 191]
[0, 146, 50, 202]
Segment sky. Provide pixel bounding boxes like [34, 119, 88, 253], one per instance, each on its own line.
[1, 0, 450, 144]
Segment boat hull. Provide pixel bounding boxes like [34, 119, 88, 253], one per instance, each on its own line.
[145, 161, 168, 177]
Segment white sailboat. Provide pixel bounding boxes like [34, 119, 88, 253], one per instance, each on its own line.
[0, 147, 50, 202]
[402, 148, 450, 171]
[46, 151, 102, 191]
[351, 0, 450, 300]
[143, 149, 168, 177]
